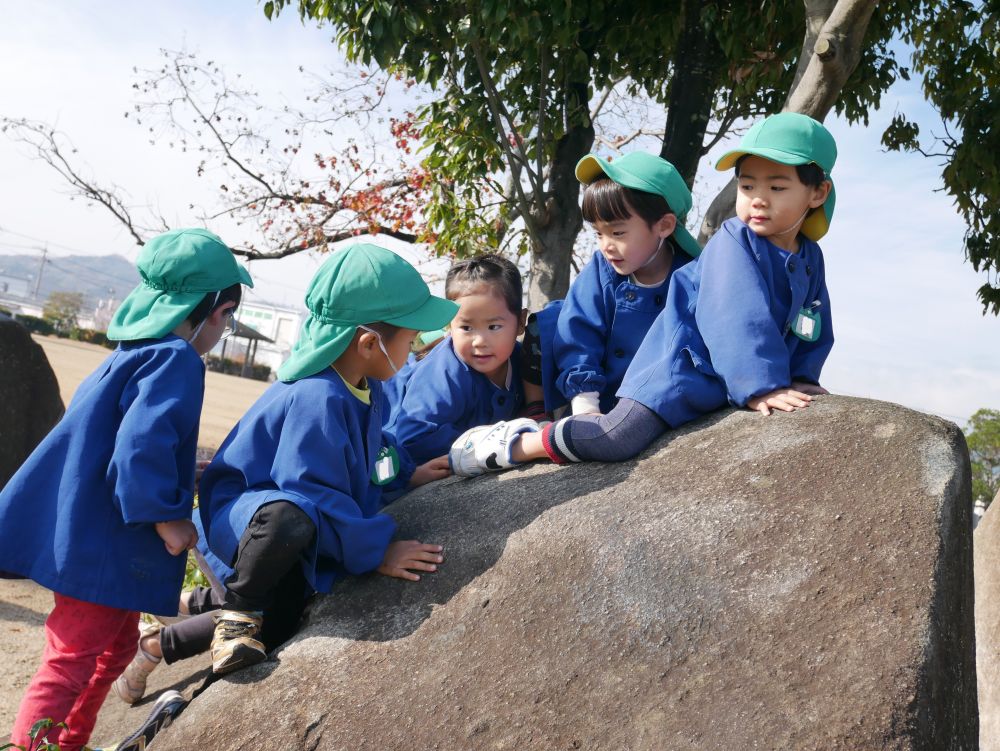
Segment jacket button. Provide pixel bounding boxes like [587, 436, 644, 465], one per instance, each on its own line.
[788, 260, 797, 273]
[625, 291, 637, 302]
[654, 294, 664, 305]
[806, 264, 813, 276]
[498, 396, 506, 405]
[784, 323, 791, 334]
[615, 348, 625, 358]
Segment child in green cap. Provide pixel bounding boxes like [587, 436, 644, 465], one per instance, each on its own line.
[0, 227, 252, 751]
[452, 112, 836, 474]
[191, 242, 458, 676]
[521, 151, 701, 420]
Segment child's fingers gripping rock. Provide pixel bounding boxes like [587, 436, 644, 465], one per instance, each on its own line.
[377, 540, 444, 582]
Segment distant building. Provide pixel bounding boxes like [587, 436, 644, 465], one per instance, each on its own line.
[214, 300, 303, 378]
[0, 272, 32, 299]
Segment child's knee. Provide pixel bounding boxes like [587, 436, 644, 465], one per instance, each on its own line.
[261, 501, 316, 549]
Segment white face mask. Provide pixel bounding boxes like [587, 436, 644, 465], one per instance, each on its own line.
[358, 325, 400, 374]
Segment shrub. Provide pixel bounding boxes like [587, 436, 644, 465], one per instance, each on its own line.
[14, 315, 55, 336]
[204, 355, 271, 382]
[68, 328, 109, 347]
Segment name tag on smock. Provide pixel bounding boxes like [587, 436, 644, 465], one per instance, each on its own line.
[791, 306, 821, 342]
[371, 445, 400, 486]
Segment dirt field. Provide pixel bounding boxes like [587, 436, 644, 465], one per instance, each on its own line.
[0, 336, 267, 743]
[32, 335, 269, 450]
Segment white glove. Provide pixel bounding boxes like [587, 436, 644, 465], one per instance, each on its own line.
[570, 391, 601, 415]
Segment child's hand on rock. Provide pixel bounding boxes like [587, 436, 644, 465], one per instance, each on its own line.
[377, 541, 444, 582]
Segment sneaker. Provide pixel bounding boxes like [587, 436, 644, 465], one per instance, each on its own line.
[448, 418, 541, 477]
[112, 623, 163, 705]
[115, 689, 186, 751]
[211, 610, 266, 675]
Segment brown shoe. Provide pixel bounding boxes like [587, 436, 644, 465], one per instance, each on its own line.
[211, 610, 266, 675]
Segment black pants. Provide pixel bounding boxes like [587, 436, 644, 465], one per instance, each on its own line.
[160, 501, 315, 664]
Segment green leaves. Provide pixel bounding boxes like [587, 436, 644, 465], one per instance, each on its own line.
[965, 408, 1000, 507]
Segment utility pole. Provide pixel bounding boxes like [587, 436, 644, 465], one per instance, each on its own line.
[32, 245, 48, 300]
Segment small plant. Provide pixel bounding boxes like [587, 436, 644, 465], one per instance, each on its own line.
[0, 717, 66, 751]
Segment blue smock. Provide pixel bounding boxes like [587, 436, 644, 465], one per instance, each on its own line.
[618, 217, 834, 427]
[380, 352, 418, 421]
[0, 336, 204, 615]
[198, 369, 414, 594]
[551, 249, 692, 413]
[385, 337, 525, 465]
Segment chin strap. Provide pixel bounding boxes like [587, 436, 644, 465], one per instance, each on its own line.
[636, 236, 670, 271]
[358, 325, 400, 373]
[767, 208, 811, 241]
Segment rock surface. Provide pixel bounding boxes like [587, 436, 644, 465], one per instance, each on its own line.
[976, 490, 1000, 750]
[133, 396, 975, 750]
[0, 319, 63, 489]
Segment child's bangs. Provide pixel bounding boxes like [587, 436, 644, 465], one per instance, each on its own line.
[582, 179, 635, 224]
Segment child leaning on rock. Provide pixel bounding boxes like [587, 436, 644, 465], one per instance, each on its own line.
[194, 243, 457, 676]
[0, 228, 253, 751]
[453, 112, 837, 475]
[385, 253, 529, 465]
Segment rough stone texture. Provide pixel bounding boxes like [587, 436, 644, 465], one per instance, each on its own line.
[976, 490, 1000, 750]
[136, 396, 975, 750]
[0, 319, 64, 489]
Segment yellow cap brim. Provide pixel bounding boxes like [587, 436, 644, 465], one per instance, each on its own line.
[575, 155, 607, 184]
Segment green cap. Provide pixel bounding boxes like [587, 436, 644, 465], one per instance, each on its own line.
[108, 228, 253, 341]
[277, 243, 459, 382]
[575, 151, 702, 258]
[715, 112, 837, 241]
[417, 328, 448, 346]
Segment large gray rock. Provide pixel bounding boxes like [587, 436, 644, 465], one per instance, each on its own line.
[976, 490, 1000, 750]
[141, 396, 975, 750]
[0, 320, 63, 490]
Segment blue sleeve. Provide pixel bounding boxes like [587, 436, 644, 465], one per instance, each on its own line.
[392, 362, 472, 465]
[379, 389, 416, 495]
[695, 226, 791, 406]
[789, 259, 834, 384]
[272, 390, 396, 575]
[111, 346, 203, 524]
[553, 255, 612, 398]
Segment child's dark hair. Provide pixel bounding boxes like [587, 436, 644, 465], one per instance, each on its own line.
[581, 178, 674, 226]
[186, 283, 242, 327]
[445, 253, 523, 316]
[734, 155, 827, 187]
[361, 321, 402, 339]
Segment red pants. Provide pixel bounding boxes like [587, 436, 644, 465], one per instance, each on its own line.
[10, 593, 139, 751]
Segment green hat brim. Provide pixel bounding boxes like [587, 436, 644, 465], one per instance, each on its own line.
[107, 286, 208, 341]
[277, 295, 458, 383]
[383, 295, 459, 331]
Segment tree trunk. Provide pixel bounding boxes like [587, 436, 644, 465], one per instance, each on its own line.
[527, 87, 595, 307]
[660, 0, 725, 189]
[699, 0, 878, 243]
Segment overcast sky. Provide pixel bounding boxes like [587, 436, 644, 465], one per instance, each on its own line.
[1, 1, 997, 427]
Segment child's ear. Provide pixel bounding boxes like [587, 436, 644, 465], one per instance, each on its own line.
[356, 330, 379, 360]
[655, 213, 678, 238]
[517, 308, 528, 336]
[809, 180, 833, 208]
